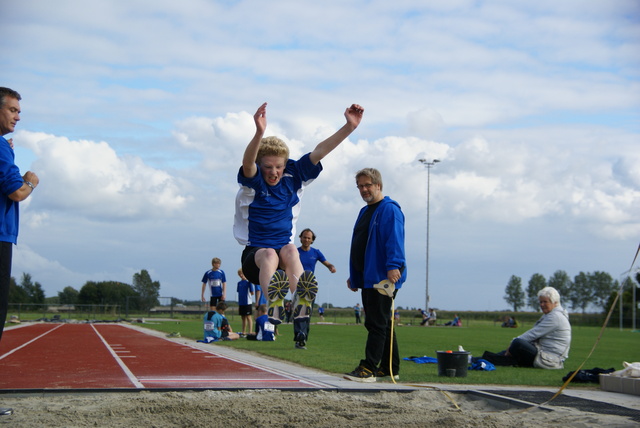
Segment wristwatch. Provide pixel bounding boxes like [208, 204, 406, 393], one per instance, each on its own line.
[24, 181, 35, 191]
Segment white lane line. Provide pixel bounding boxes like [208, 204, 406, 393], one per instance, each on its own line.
[91, 324, 144, 388]
[138, 378, 303, 383]
[0, 323, 65, 361]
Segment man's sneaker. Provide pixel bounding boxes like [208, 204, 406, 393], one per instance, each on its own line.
[295, 333, 307, 347]
[376, 369, 400, 380]
[343, 365, 376, 383]
[0, 408, 13, 416]
[267, 270, 289, 325]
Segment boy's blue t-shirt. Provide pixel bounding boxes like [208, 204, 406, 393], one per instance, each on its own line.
[202, 269, 226, 298]
[254, 314, 275, 341]
[203, 311, 226, 341]
[234, 153, 322, 248]
[237, 279, 254, 306]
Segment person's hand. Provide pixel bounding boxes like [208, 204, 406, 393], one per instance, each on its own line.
[387, 268, 401, 284]
[344, 104, 364, 129]
[346, 278, 358, 292]
[7, 138, 13, 149]
[22, 171, 39, 188]
[254, 102, 267, 134]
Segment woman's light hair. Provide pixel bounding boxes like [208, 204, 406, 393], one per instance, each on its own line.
[538, 286, 561, 305]
[257, 137, 289, 163]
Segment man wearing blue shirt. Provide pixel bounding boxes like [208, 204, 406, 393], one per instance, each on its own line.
[293, 228, 336, 349]
[0, 87, 39, 417]
[297, 228, 336, 274]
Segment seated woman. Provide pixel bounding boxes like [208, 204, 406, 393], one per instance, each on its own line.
[483, 287, 571, 369]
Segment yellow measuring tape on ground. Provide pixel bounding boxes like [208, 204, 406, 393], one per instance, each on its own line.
[373, 278, 398, 385]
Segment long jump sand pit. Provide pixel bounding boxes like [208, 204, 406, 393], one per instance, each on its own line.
[1, 388, 637, 427]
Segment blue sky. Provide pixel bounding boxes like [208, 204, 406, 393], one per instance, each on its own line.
[1, 0, 639, 312]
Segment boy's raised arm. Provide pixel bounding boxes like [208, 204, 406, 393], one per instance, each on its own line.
[242, 102, 268, 178]
[309, 104, 364, 165]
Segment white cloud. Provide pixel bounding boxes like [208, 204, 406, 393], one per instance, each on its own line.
[16, 131, 191, 221]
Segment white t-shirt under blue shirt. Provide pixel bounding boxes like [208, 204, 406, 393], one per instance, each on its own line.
[234, 153, 322, 248]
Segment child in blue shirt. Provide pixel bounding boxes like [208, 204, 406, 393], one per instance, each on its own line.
[246, 305, 275, 341]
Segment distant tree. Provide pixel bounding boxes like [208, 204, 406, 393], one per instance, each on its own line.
[8, 276, 28, 303]
[78, 281, 100, 304]
[78, 281, 137, 306]
[591, 271, 617, 312]
[570, 272, 592, 313]
[548, 270, 572, 303]
[19, 273, 45, 304]
[526, 273, 547, 311]
[132, 270, 160, 311]
[604, 276, 639, 327]
[58, 286, 79, 305]
[504, 275, 525, 312]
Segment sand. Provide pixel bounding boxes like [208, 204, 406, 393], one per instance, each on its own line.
[1, 388, 637, 427]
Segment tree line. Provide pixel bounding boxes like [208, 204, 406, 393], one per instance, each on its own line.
[8, 269, 162, 312]
[504, 269, 639, 315]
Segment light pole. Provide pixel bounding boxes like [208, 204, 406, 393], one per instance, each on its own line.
[419, 158, 440, 312]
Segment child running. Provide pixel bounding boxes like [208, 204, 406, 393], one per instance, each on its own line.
[233, 102, 364, 326]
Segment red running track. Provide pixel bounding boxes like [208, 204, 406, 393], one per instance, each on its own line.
[0, 323, 320, 390]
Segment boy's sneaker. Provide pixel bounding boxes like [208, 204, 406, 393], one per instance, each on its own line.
[268, 270, 289, 325]
[296, 270, 318, 301]
[295, 341, 307, 350]
[343, 365, 376, 383]
[294, 270, 317, 319]
[376, 369, 400, 380]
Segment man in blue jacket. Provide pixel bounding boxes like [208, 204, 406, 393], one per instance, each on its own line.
[0, 87, 40, 416]
[344, 168, 406, 382]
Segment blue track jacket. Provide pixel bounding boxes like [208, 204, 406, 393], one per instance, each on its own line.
[348, 196, 407, 290]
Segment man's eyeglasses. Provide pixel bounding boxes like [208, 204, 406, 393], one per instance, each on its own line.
[356, 183, 375, 190]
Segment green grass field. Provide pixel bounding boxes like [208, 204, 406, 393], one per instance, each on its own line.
[139, 316, 639, 387]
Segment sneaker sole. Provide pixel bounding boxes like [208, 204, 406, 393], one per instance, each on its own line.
[268, 270, 289, 301]
[267, 270, 289, 325]
[296, 270, 318, 301]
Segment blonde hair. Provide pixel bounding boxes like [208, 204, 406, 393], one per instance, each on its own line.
[211, 257, 221, 266]
[257, 137, 289, 163]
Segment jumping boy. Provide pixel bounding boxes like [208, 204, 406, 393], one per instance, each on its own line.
[233, 102, 364, 326]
